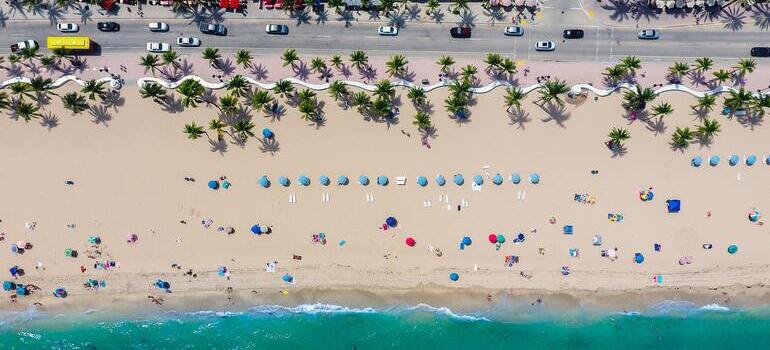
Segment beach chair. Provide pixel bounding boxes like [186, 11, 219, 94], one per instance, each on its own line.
[563, 225, 573, 235]
[396, 176, 407, 185]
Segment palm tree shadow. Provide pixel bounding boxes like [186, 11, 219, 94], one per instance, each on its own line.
[32, 93, 51, 109]
[267, 103, 286, 121]
[258, 137, 280, 155]
[601, 0, 631, 22]
[610, 144, 628, 157]
[735, 111, 764, 130]
[73, 4, 93, 24]
[89, 105, 112, 126]
[290, 8, 312, 25]
[645, 117, 666, 135]
[102, 90, 125, 110]
[39, 112, 59, 130]
[457, 10, 477, 27]
[160, 66, 184, 81]
[209, 138, 229, 154]
[507, 106, 531, 129]
[0, 8, 8, 27]
[388, 11, 407, 27]
[8, 2, 28, 19]
[367, 9, 381, 20]
[688, 70, 707, 87]
[752, 4, 770, 30]
[217, 58, 236, 76]
[429, 8, 445, 23]
[695, 135, 713, 149]
[178, 59, 195, 76]
[162, 95, 185, 113]
[316, 9, 329, 24]
[690, 106, 709, 122]
[539, 102, 570, 128]
[339, 65, 352, 78]
[8, 64, 25, 77]
[46, 4, 65, 25]
[250, 64, 269, 81]
[338, 10, 355, 27]
[293, 61, 311, 80]
[721, 6, 746, 31]
[731, 73, 747, 87]
[484, 7, 506, 24]
[358, 66, 377, 82]
[406, 4, 421, 20]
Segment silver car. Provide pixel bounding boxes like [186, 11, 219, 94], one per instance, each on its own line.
[535, 41, 555, 51]
[148, 22, 169, 32]
[146, 42, 170, 53]
[503, 26, 524, 36]
[265, 24, 289, 35]
[638, 29, 659, 40]
[176, 37, 201, 47]
[377, 26, 398, 36]
[57, 23, 80, 33]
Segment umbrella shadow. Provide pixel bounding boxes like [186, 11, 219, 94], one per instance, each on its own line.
[539, 102, 570, 128]
[39, 112, 59, 130]
[507, 106, 531, 130]
[721, 6, 746, 31]
[250, 64, 269, 81]
[89, 104, 112, 126]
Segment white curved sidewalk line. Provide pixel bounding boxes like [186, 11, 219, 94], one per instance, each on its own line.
[0, 75, 118, 89]
[133, 75, 762, 99]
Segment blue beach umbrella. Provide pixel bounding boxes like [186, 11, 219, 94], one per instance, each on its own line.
[2, 281, 14, 291]
[386, 217, 398, 228]
[493, 174, 503, 185]
[727, 244, 738, 254]
[359, 175, 369, 186]
[473, 175, 484, 186]
[462, 236, 472, 246]
[453, 174, 464, 186]
[262, 128, 274, 139]
[529, 173, 540, 184]
[282, 273, 294, 283]
[634, 253, 644, 264]
[258, 175, 270, 188]
[338, 175, 349, 185]
[449, 272, 459, 281]
[691, 156, 703, 167]
[278, 176, 290, 187]
[251, 224, 261, 234]
[746, 154, 757, 166]
[436, 175, 446, 186]
[16, 286, 27, 296]
[53, 287, 67, 298]
[377, 176, 389, 186]
[709, 155, 720, 166]
[298, 175, 310, 186]
[207, 180, 219, 190]
[10, 244, 18, 254]
[766, 156, 770, 166]
[417, 176, 428, 187]
[729, 154, 739, 166]
[511, 173, 521, 184]
[319, 175, 330, 186]
[496, 234, 505, 243]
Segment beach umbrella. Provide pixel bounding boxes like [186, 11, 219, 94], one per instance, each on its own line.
[16, 285, 27, 296]
[529, 173, 540, 184]
[493, 174, 503, 185]
[88, 236, 101, 245]
[2, 281, 15, 291]
[417, 176, 428, 187]
[749, 210, 761, 222]
[9, 266, 19, 277]
[260, 225, 269, 233]
[262, 128, 274, 139]
[453, 174, 464, 186]
[666, 199, 681, 213]
[338, 175, 349, 185]
[319, 175, 330, 186]
[516, 233, 525, 242]
[386, 217, 398, 228]
[10, 244, 18, 254]
[405, 237, 416, 247]
[488, 233, 498, 243]
[279, 176, 290, 187]
[729, 154, 739, 166]
[126, 233, 139, 243]
[53, 287, 67, 298]
[377, 176, 389, 186]
[462, 236, 472, 246]
[766, 156, 770, 166]
[449, 272, 459, 281]
[691, 156, 703, 167]
[155, 280, 170, 289]
[64, 248, 74, 257]
[473, 175, 484, 186]
[217, 266, 228, 276]
[16, 241, 27, 249]
[359, 175, 370, 186]
[709, 155, 720, 166]
[634, 253, 645, 264]
[728, 244, 738, 254]
[436, 175, 446, 186]
[496, 234, 505, 243]
[511, 173, 521, 184]
[259, 175, 270, 188]
[298, 175, 310, 186]
[251, 224, 261, 235]
[746, 154, 757, 166]
[207, 180, 219, 190]
[282, 273, 294, 283]
[226, 227, 235, 234]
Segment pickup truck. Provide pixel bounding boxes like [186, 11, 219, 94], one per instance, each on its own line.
[10, 40, 38, 53]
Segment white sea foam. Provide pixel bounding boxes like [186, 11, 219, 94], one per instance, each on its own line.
[404, 303, 490, 322]
[698, 304, 731, 312]
[250, 303, 377, 315]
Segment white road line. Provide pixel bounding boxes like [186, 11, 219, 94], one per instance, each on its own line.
[594, 28, 599, 61]
[609, 28, 614, 60]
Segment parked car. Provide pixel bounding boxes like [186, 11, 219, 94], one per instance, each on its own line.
[146, 42, 171, 53]
[199, 23, 227, 36]
[148, 22, 169, 32]
[450, 27, 471, 38]
[177, 37, 201, 47]
[535, 41, 555, 51]
[377, 26, 398, 36]
[97, 22, 120, 32]
[563, 29, 584, 39]
[265, 24, 290, 35]
[56, 23, 80, 33]
[637, 29, 659, 40]
[750, 47, 770, 57]
[10, 39, 38, 53]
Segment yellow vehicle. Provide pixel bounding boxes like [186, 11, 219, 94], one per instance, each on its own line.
[46, 36, 91, 51]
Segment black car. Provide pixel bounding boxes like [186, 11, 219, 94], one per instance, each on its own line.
[563, 29, 584, 39]
[750, 47, 770, 57]
[450, 27, 471, 38]
[199, 23, 227, 36]
[97, 21, 120, 32]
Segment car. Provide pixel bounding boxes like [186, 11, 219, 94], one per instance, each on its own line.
[97, 22, 120, 32]
[450, 27, 471, 38]
[10, 39, 38, 53]
[563, 29, 584, 39]
[638, 29, 659, 40]
[146, 42, 171, 53]
[56, 23, 80, 33]
[535, 41, 555, 51]
[750, 47, 770, 57]
[266, 24, 290, 35]
[148, 22, 169, 32]
[199, 23, 227, 36]
[377, 26, 398, 36]
[503, 26, 524, 36]
[177, 37, 201, 47]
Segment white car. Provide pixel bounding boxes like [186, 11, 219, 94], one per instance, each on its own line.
[638, 29, 659, 40]
[148, 22, 169, 32]
[535, 40, 555, 51]
[377, 26, 398, 36]
[146, 42, 171, 53]
[503, 26, 523, 36]
[177, 37, 201, 47]
[56, 23, 80, 33]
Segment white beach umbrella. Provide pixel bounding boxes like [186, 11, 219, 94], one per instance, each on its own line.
[655, 0, 665, 7]
[666, 0, 675, 8]
[706, 0, 715, 6]
[676, 0, 685, 8]
[695, 0, 704, 6]
[686, 0, 694, 7]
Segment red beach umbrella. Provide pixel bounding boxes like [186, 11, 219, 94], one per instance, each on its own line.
[488, 234, 497, 243]
[229, 0, 239, 9]
[405, 237, 416, 247]
[219, 0, 228, 9]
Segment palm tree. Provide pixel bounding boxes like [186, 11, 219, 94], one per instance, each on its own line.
[426, 0, 439, 14]
[696, 118, 721, 140]
[329, 81, 349, 102]
[607, 127, 631, 146]
[235, 49, 253, 69]
[39, 55, 57, 71]
[603, 65, 626, 84]
[218, 95, 239, 115]
[251, 90, 274, 112]
[350, 91, 372, 114]
[667, 61, 689, 81]
[622, 85, 656, 111]
[177, 79, 205, 108]
[29, 76, 56, 97]
[451, 0, 469, 13]
[330, 54, 344, 70]
[692, 94, 716, 113]
[671, 127, 694, 149]
[448, 79, 472, 100]
[370, 97, 392, 118]
[161, 50, 179, 68]
[483, 53, 503, 74]
[139, 54, 161, 76]
[298, 99, 317, 121]
[724, 88, 753, 112]
[385, 54, 409, 78]
[374, 80, 395, 100]
[692, 57, 714, 73]
[208, 118, 227, 140]
[18, 47, 40, 67]
[329, 0, 344, 13]
[297, 89, 317, 105]
[139, 82, 167, 104]
[536, 78, 569, 106]
[202, 48, 221, 68]
[349, 50, 369, 69]
[14, 101, 42, 122]
[460, 65, 478, 82]
[233, 119, 255, 140]
[273, 80, 294, 99]
[8, 82, 33, 102]
[81, 79, 106, 100]
[500, 59, 516, 76]
[437, 55, 455, 73]
[61, 92, 89, 114]
[413, 111, 432, 131]
[183, 122, 206, 140]
[407, 86, 426, 106]
[310, 57, 327, 76]
[732, 58, 756, 76]
[619, 56, 641, 76]
[504, 86, 525, 111]
[226, 75, 249, 98]
[650, 102, 674, 119]
[0, 92, 9, 111]
[444, 95, 467, 118]
[711, 69, 731, 84]
[749, 95, 770, 116]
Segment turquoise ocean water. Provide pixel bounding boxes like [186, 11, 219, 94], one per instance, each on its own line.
[1, 302, 769, 349]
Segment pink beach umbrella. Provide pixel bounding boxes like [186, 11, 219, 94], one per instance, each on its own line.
[515, 0, 525, 5]
[488, 234, 498, 243]
[405, 237, 416, 247]
[502, 0, 512, 6]
[16, 241, 28, 249]
[126, 234, 139, 243]
[525, 0, 537, 7]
